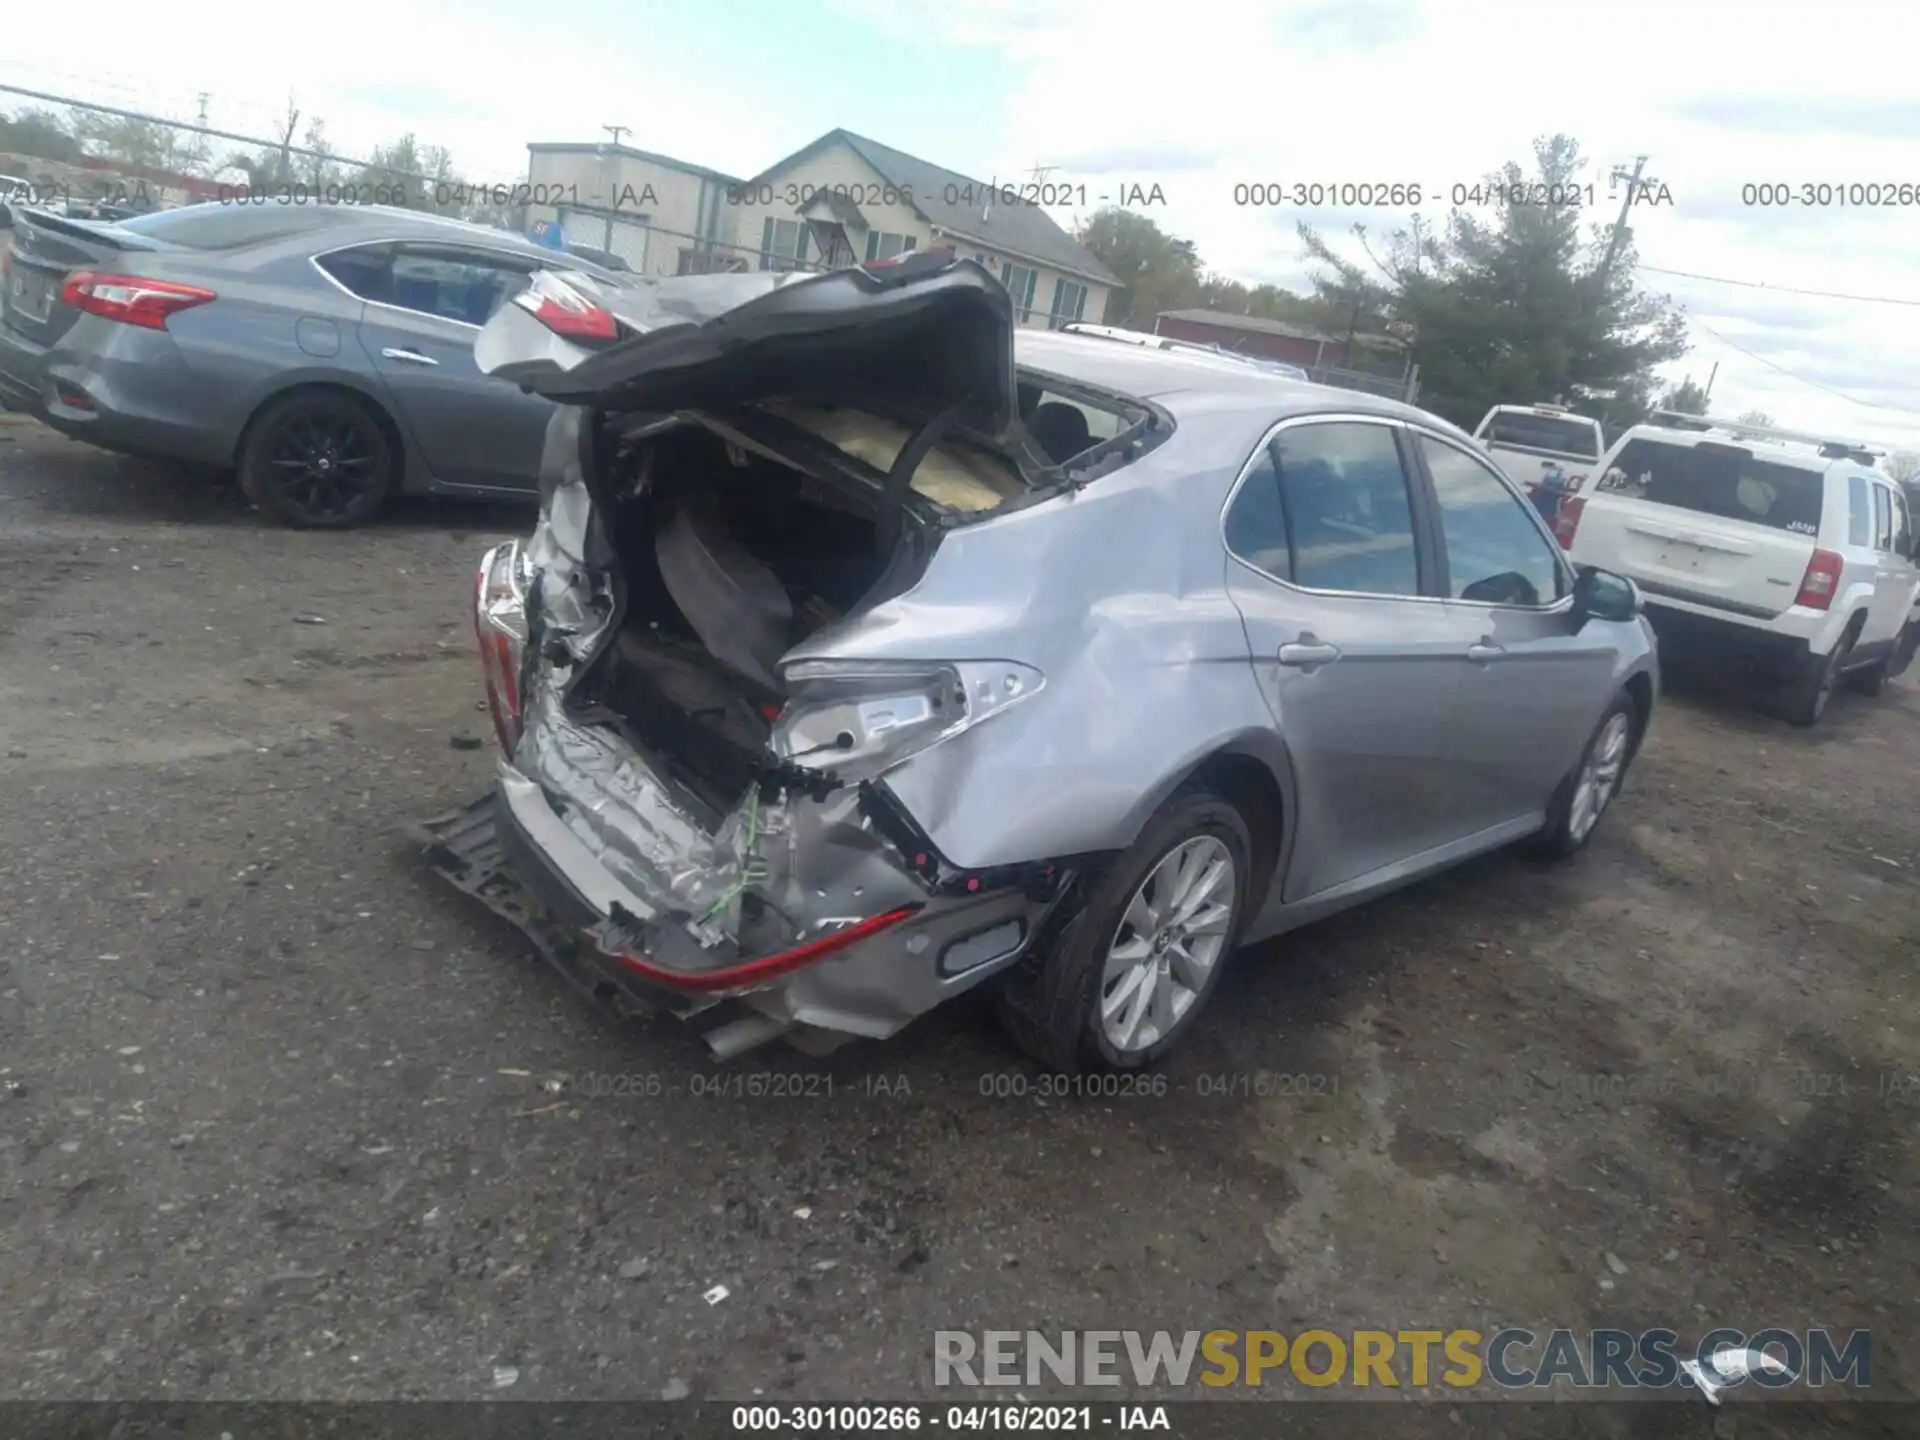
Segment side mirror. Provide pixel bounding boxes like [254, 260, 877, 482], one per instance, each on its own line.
[1571, 566, 1640, 626]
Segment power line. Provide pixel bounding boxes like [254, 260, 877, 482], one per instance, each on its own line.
[1639, 263, 1920, 309]
[1687, 317, 1920, 416]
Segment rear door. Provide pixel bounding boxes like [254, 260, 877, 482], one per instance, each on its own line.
[346, 242, 556, 492]
[1410, 429, 1622, 831]
[1221, 415, 1474, 901]
[1571, 436, 1822, 620]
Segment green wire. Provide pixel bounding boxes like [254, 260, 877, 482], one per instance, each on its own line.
[696, 787, 762, 925]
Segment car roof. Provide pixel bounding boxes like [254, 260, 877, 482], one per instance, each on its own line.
[1014, 328, 1453, 432]
[131, 200, 563, 259]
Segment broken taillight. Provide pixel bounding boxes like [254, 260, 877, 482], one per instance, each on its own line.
[474, 543, 528, 752]
[511, 283, 617, 342]
[1794, 549, 1844, 610]
[60, 271, 216, 330]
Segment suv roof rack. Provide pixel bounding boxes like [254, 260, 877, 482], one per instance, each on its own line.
[1645, 410, 1884, 464]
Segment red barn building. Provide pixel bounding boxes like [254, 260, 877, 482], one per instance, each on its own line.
[1154, 308, 1356, 369]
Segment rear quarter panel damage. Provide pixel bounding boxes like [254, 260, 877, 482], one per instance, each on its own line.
[788, 434, 1289, 874]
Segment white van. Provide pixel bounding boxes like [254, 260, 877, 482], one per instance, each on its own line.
[1561, 411, 1920, 724]
[1472, 403, 1605, 516]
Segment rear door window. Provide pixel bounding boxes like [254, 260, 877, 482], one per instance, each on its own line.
[386, 248, 536, 327]
[1480, 412, 1600, 459]
[1594, 439, 1825, 536]
[1271, 421, 1422, 596]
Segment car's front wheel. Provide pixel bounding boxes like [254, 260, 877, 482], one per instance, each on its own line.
[995, 787, 1250, 1072]
[1530, 692, 1638, 860]
[240, 390, 398, 529]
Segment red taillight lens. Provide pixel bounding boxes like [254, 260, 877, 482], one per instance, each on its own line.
[474, 545, 528, 751]
[1794, 548, 1844, 610]
[512, 286, 617, 342]
[60, 271, 216, 330]
[1552, 495, 1586, 550]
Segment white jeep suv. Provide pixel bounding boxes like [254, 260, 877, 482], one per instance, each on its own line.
[1560, 412, 1920, 725]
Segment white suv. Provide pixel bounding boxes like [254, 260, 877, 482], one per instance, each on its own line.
[1561, 412, 1920, 725]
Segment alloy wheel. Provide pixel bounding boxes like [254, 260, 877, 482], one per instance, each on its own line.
[1568, 711, 1632, 843]
[266, 410, 380, 523]
[1097, 835, 1235, 1054]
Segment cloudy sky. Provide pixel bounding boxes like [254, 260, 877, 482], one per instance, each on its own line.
[7, 0, 1919, 449]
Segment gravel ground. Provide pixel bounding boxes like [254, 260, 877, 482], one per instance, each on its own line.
[1, 413, 1916, 1426]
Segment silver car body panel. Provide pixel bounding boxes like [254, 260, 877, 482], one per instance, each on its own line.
[451, 282, 1658, 1054]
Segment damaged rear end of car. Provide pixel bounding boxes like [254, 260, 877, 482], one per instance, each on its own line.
[424, 253, 1160, 1058]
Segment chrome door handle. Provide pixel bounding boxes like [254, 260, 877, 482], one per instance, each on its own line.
[1277, 640, 1341, 668]
[381, 347, 438, 366]
[1467, 642, 1506, 663]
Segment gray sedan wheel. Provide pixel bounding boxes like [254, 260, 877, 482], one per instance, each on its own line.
[240, 390, 398, 529]
[995, 786, 1251, 1072]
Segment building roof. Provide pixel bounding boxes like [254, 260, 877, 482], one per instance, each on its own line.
[526, 141, 740, 188]
[751, 129, 1120, 289]
[1157, 307, 1403, 352]
[1156, 309, 1340, 344]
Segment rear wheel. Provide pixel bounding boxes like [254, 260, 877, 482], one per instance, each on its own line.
[240, 390, 397, 529]
[1780, 624, 1857, 727]
[995, 788, 1250, 1073]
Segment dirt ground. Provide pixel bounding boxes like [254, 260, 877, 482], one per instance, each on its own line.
[1, 412, 1915, 1429]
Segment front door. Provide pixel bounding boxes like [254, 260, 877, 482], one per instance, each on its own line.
[1221, 417, 1474, 902]
[1409, 429, 1624, 833]
[351, 244, 555, 492]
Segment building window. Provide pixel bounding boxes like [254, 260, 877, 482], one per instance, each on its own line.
[1047, 279, 1088, 329]
[1001, 262, 1039, 321]
[864, 231, 917, 262]
[759, 217, 809, 271]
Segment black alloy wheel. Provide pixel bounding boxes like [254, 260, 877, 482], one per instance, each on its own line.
[241, 392, 397, 529]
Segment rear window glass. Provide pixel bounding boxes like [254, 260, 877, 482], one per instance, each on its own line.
[1594, 439, 1825, 536]
[110, 203, 327, 250]
[1481, 412, 1600, 459]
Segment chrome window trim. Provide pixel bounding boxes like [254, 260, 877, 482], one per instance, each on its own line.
[1407, 424, 1578, 613]
[1218, 412, 1425, 604]
[308, 237, 580, 331]
[1218, 412, 1575, 616]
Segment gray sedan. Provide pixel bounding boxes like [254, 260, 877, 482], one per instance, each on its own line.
[0, 201, 618, 526]
[420, 252, 1660, 1069]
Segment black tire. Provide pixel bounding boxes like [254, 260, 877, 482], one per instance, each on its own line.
[1530, 691, 1639, 861]
[1779, 623, 1857, 727]
[994, 787, 1252, 1073]
[1889, 622, 1920, 682]
[239, 390, 398, 529]
[1845, 655, 1889, 697]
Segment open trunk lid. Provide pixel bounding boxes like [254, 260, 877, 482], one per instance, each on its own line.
[1573, 435, 1824, 618]
[475, 251, 1019, 440]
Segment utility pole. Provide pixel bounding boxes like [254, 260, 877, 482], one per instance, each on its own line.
[1702, 360, 1719, 408]
[598, 125, 628, 250]
[1594, 155, 1656, 303]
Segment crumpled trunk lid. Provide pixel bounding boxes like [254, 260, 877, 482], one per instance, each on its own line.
[475, 251, 1019, 441]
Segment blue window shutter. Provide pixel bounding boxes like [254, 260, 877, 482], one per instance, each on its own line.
[793, 224, 809, 261]
[903, 234, 916, 250]
[866, 230, 880, 261]
[1073, 283, 1086, 321]
[759, 217, 774, 271]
